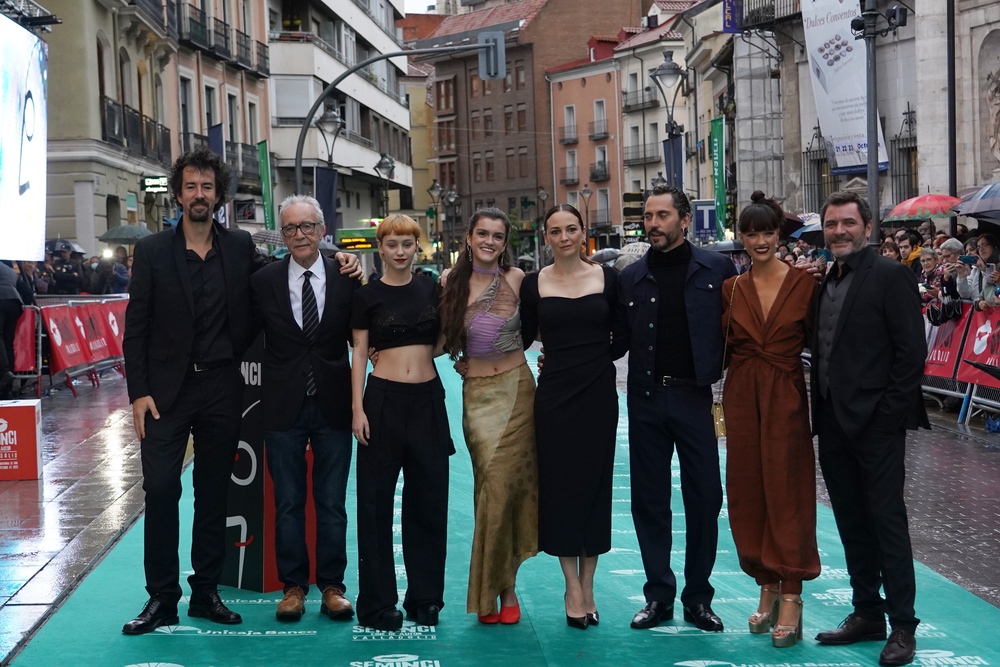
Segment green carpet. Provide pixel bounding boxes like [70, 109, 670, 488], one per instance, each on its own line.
[13, 355, 1000, 667]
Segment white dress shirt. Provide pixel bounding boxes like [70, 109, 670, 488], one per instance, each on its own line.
[287, 255, 327, 330]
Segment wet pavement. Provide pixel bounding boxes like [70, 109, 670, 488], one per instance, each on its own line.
[0, 363, 998, 665]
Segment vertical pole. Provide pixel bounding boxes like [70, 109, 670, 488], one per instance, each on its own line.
[947, 0, 958, 236]
[864, 0, 881, 244]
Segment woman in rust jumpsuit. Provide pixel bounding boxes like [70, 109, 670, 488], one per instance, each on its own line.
[721, 191, 821, 648]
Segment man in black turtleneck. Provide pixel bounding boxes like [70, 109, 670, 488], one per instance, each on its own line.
[616, 185, 736, 633]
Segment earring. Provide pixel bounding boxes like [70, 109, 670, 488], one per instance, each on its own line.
[467, 244, 472, 261]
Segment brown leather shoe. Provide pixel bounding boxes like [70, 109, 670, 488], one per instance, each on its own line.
[276, 587, 306, 621]
[321, 586, 354, 620]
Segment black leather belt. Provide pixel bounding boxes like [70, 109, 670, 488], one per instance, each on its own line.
[659, 375, 696, 387]
[191, 359, 234, 372]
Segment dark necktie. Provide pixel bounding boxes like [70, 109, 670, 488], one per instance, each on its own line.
[302, 270, 319, 395]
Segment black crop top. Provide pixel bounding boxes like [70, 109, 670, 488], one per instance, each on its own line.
[350, 274, 440, 350]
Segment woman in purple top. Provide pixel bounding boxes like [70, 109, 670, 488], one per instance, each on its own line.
[440, 208, 538, 625]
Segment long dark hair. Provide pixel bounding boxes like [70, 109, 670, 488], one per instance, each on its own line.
[543, 204, 594, 264]
[440, 207, 513, 360]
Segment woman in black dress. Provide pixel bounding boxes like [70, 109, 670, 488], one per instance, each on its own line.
[520, 205, 626, 629]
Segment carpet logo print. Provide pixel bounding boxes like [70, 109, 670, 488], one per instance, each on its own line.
[352, 621, 437, 642]
[350, 653, 441, 666]
[676, 661, 865, 667]
[124, 663, 186, 667]
[914, 650, 989, 666]
[152, 624, 317, 637]
[811, 587, 854, 605]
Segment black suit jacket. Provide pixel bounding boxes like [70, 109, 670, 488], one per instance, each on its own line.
[250, 256, 360, 432]
[123, 220, 266, 413]
[811, 246, 930, 439]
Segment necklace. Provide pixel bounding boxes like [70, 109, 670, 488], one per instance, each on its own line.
[472, 264, 501, 275]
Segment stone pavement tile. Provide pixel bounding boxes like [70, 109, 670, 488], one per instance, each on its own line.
[0, 603, 48, 665]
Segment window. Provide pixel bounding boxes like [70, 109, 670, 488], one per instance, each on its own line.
[648, 122, 659, 145]
[474, 200, 483, 211]
[517, 103, 527, 132]
[470, 111, 480, 139]
[179, 77, 191, 135]
[485, 150, 495, 181]
[594, 99, 606, 123]
[504, 105, 514, 134]
[515, 61, 526, 90]
[567, 190, 579, 208]
[470, 69, 481, 98]
[438, 161, 457, 191]
[519, 146, 529, 178]
[204, 85, 216, 129]
[632, 179, 642, 192]
[508, 197, 517, 212]
[436, 120, 455, 152]
[483, 78, 492, 96]
[504, 68, 512, 92]
[473, 152, 483, 182]
[486, 198, 495, 208]
[227, 93, 238, 141]
[484, 109, 493, 137]
[269, 8, 279, 31]
[506, 148, 516, 177]
[435, 79, 454, 113]
[247, 102, 258, 144]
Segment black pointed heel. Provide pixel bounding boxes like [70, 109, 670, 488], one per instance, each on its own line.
[566, 614, 589, 629]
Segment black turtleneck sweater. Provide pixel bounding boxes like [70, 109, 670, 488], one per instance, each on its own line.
[647, 241, 696, 380]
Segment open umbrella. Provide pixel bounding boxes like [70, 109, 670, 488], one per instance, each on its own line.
[620, 241, 650, 256]
[590, 248, 620, 264]
[883, 193, 962, 222]
[252, 229, 284, 245]
[953, 183, 1000, 217]
[781, 210, 804, 238]
[704, 239, 745, 254]
[790, 221, 824, 246]
[45, 239, 87, 254]
[98, 225, 151, 244]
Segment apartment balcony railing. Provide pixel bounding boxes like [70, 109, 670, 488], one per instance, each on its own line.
[351, 0, 403, 47]
[558, 125, 578, 145]
[253, 41, 270, 78]
[623, 142, 662, 166]
[225, 140, 240, 173]
[741, 0, 801, 29]
[622, 89, 659, 112]
[131, 0, 166, 30]
[158, 124, 172, 166]
[269, 31, 350, 66]
[141, 115, 158, 159]
[589, 161, 610, 182]
[588, 209, 612, 226]
[181, 132, 210, 153]
[234, 29, 253, 69]
[588, 120, 609, 141]
[240, 143, 259, 178]
[559, 167, 579, 185]
[100, 96, 125, 147]
[123, 105, 143, 155]
[211, 18, 231, 60]
[343, 129, 374, 150]
[180, 4, 210, 51]
[165, 0, 179, 40]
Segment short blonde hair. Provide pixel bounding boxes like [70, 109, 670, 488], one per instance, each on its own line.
[376, 213, 421, 241]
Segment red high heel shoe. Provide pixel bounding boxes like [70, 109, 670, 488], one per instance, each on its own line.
[499, 600, 520, 625]
[478, 612, 500, 624]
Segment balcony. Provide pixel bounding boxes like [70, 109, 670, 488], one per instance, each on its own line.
[622, 89, 659, 113]
[234, 29, 253, 69]
[588, 120, 609, 141]
[224, 140, 240, 173]
[351, 0, 404, 47]
[179, 4, 210, 51]
[558, 125, 578, 145]
[253, 41, 270, 78]
[131, 0, 165, 30]
[165, 0, 179, 40]
[141, 115, 158, 159]
[211, 18, 231, 60]
[158, 124, 172, 166]
[181, 132, 210, 153]
[123, 105, 143, 154]
[559, 167, 579, 185]
[623, 143, 662, 166]
[588, 209, 611, 226]
[741, 0, 801, 29]
[589, 161, 610, 182]
[240, 143, 259, 178]
[100, 96, 125, 147]
[270, 31, 350, 66]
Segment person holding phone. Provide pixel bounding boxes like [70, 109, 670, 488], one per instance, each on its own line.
[967, 234, 1000, 310]
[916, 249, 943, 303]
[938, 238, 971, 301]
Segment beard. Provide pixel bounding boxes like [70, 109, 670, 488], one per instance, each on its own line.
[828, 234, 867, 259]
[649, 226, 683, 252]
[187, 202, 212, 223]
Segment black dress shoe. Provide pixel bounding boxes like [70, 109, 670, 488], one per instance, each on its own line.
[364, 608, 404, 631]
[567, 614, 589, 629]
[586, 610, 600, 626]
[406, 605, 441, 626]
[879, 629, 916, 666]
[122, 597, 179, 635]
[630, 601, 674, 629]
[188, 589, 242, 624]
[815, 613, 887, 645]
[683, 604, 724, 632]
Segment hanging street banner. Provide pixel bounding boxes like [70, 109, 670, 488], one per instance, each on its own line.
[710, 117, 726, 240]
[722, 0, 743, 33]
[258, 140, 275, 230]
[802, 0, 889, 175]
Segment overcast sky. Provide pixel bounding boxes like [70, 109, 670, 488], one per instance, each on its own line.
[405, 0, 435, 14]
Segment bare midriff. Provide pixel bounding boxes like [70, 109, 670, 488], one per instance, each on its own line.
[371, 344, 438, 383]
[465, 349, 527, 379]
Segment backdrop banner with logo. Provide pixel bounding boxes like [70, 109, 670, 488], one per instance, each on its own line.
[801, 0, 889, 175]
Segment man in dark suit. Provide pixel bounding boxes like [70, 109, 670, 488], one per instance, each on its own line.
[122, 148, 360, 635]
[616, 185, 736, 632]
[250, 195, 359, 623]
[811, 191, 928, 666]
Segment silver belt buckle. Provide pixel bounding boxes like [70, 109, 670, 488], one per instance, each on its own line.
[661, 375, 672, 386]
[193, 362, 208, 372]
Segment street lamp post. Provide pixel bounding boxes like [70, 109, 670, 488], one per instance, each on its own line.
[536, 187, 549, 269]
[649, 51, 686, 190]
[427, 179, 443, 271]
[580, 183, 593, 230]
[314, 108, 343, 168]
[443, 189, 459, 268]
[373, 153, 395, 218]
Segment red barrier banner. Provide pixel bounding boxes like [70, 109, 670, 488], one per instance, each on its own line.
[98, 300, 127, 358]
[924, 303, 972, 379]
[955, 308, 1000, 388]
[40, 305, 91, 373]
[13, 309, 36, 372]
[77, 304, 112, 363]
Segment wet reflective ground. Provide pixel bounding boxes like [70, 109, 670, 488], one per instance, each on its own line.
[0, 366, 997, 664]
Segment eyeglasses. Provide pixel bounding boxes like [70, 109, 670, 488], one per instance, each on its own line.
[977, 243, 992, 250]
[281, 221, 320, 237]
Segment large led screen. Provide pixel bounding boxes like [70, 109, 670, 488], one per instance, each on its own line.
[0, 13, 48, 261]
